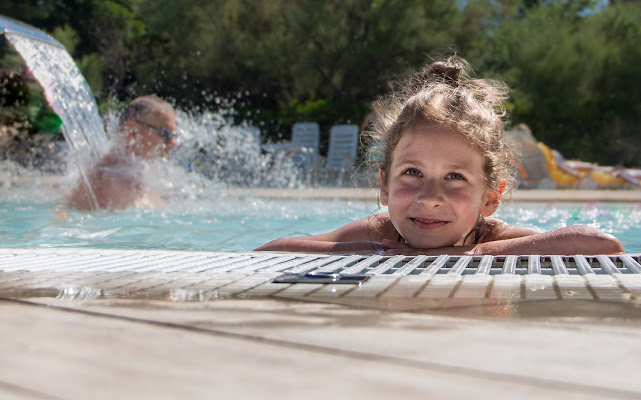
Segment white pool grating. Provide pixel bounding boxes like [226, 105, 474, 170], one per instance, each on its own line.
[1, 248, 641, 306]
[0, 248, 640, 275]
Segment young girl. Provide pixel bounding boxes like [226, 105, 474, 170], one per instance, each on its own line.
[255, 57, 624, 255]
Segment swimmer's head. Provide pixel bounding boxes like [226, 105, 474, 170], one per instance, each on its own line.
[119, 95, 177, 159]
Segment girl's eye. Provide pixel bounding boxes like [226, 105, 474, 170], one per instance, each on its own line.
[446, 172, 465, 180]
[402, 168, 421, 177]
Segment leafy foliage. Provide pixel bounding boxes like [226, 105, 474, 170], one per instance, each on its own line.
[2, 0, 640, 165]
[478, 0, 641, 165]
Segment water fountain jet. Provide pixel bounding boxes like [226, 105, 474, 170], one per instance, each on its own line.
[0, 15, 108, 208]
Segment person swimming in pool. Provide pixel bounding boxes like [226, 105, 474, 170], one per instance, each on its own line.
[255, 56, 624, 255]
[66, 95, 178, 211]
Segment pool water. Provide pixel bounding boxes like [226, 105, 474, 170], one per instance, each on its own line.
[1, 195, 640, 253]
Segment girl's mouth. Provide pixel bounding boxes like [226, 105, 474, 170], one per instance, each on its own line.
[410, 217, 448, 230]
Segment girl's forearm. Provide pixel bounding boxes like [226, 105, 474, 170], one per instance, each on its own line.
[254, 238, 382, 254]
[468, 225, 624, 255]
[384, 226, 624, 256]
[256, 226, 624, 256]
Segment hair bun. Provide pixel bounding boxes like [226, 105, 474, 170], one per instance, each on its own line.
[426, 60, 462, 85]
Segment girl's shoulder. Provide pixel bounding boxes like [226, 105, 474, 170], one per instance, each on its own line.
[478, 217, 541, 243]
[322, 211, 395, 243]
[363, 211, 398, 242]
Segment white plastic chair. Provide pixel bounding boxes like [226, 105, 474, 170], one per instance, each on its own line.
[326, 124, 359, 169]
[289, 122, 320, 183]
[322, 124, 359, 186]
[258, 122, 320, 185]
[291, 122, 320, 158]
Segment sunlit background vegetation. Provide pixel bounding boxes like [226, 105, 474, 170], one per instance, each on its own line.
[2, 0, 640, 167]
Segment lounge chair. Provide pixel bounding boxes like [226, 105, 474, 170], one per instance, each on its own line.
[589, 165, 639, 188]
[290, 122, 320, 153]
[260, 122, 319, 184]
[290, 122, 320, 179]
[323, 124, 359, 186]
[258, 122, 320, 185]
[326, 124, 359, 168]
[538, 143, 639, 189]
[537, 143, 587, 188]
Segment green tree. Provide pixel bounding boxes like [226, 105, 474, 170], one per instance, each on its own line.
[479, 0, 641, 166]
[5, 0, 638, 166]
[131, 0, 465, 141]
[589, 2, 641, 166]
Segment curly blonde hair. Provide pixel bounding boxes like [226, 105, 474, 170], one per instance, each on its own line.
[368, 56, 517, 193]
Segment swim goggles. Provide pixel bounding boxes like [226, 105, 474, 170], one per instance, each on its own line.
[134, 119, 177, 142]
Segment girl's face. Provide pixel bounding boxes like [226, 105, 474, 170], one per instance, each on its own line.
[380, 123, 501, 248]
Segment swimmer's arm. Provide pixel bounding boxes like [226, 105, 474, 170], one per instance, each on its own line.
[65, 181, 92, 210]
[254, 214, 393, 254]
[66, 168, 144, 211]
[384, 225, 624, 256]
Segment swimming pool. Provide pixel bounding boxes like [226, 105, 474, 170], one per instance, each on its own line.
[6, 16, 641, 400]
[2, 190, 640, 253]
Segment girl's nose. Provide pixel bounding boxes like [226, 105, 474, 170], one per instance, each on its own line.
[416, 180, 444, 208]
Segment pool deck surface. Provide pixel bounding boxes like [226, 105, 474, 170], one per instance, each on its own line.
[3, 248, 641, 399]
[5, 296, 641, 400]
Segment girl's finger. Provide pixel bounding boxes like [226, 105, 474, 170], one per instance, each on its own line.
[382, 239, 401, 248]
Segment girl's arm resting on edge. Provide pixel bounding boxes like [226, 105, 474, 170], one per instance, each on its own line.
[254, 215, 391, 254]
[474, 225, 624, 255]
[384, 225, 624, 256]
[254, 238, 384, 254]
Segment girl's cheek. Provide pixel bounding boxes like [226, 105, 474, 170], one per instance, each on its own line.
[444, 187, 466, 198]
[391, 182, 418, 199]
[446, 190, 479, 210]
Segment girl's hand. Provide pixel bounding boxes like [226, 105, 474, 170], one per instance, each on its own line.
[381, 239, 427, 256]
[381, 239, 409, 250]
[336, 240, 387, 254]
[382, 239, 475, 256]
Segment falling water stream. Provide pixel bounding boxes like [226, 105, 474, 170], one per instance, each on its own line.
[2, 15, 108, 210]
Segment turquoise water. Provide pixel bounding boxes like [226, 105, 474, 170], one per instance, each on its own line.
[1, 196, 640, 253]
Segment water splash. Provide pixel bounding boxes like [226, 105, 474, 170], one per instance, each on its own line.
[91, 105, 311, 203]
[170, 109, 304, 188]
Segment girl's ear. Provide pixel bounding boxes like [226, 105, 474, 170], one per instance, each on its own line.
[379, 169, 389, 205]
[480, 180, 506, 217]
